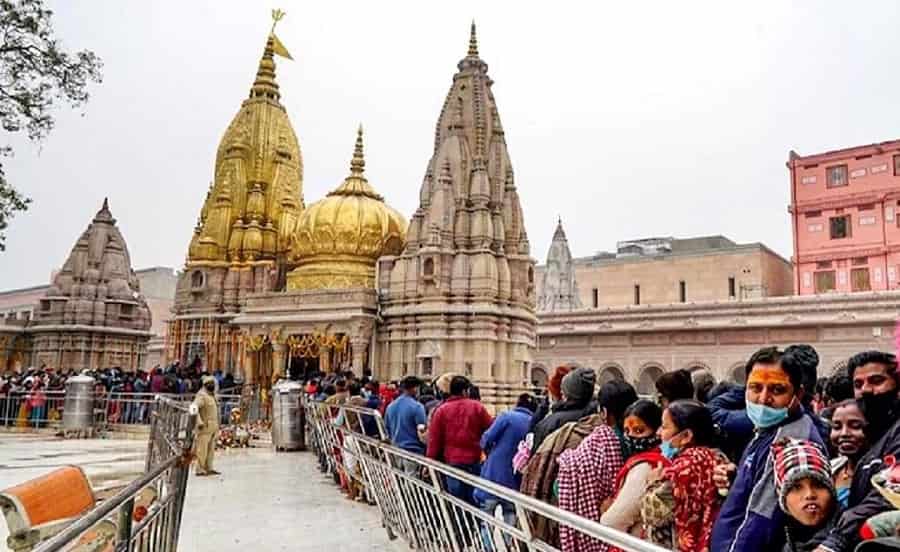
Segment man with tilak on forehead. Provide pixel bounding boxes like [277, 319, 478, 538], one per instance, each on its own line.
[710, 346, 828, 552]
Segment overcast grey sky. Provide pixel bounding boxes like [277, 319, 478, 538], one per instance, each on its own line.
[2, 1, 900, 290]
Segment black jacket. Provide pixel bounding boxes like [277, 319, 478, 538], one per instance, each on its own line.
[820, 415, 900, 552]
[782, 507, 839, 552]
[530, 399, 597, 453]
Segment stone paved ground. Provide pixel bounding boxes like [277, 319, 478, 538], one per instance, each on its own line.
[0, 434, 402, 551]
[178, 447, 403, 551]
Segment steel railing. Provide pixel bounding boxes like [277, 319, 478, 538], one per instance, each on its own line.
[32, 396, 197, 552]
[303, 398, 668, 552]
[0, 391, 252, 430]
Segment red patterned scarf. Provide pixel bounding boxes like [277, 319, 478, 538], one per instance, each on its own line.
[664, 446, 721, 552]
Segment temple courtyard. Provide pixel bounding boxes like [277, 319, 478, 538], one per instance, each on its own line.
[0, 435, 400, 551]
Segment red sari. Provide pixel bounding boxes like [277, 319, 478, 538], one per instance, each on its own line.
[665, 446, 721, 552]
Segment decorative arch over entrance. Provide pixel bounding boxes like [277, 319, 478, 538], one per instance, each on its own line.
[730, 362, 747, 385]
[531, 364, 549, 388]
[637, 363, 665, 396]
[598, 363, 625, 385]
[684, 362, 712, 373]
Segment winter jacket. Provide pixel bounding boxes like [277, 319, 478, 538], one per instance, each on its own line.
[426, 396, 493, 465]
[782, 507, 839, 552]
[819, 415, 900, 552]
[531, 399, 597, 453]
[474, 406, 533, 504]
[707, 386, 757, 461]
[710, 410, 826, 552]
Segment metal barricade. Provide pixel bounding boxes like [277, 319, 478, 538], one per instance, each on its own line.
[0, 390, 66, 429]
[0, 390, 250, 431]
[30, 396, 197, 552]
[303, 398, 667, 552]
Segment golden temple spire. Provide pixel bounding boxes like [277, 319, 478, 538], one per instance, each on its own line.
[329, 125, 382, 200]
[250, 10, 292, 100]
[350, 124, 365, 177]
[468, 20, 479, 57]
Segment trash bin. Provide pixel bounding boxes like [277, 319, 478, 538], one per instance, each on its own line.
[272, 380, 305, 451]
[62, 375, 95, 435]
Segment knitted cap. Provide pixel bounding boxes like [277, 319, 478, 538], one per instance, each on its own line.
[561, 367, 596, 403]
[772, 437, 834, 512]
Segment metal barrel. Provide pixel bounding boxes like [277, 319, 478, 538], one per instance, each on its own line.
[271, 380, 304, 451]
[62, 375, 95, 432]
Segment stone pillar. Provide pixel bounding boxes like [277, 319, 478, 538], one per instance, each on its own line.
[350, 340, 368, 375]
[271, 342, 286, 381]
[245, 350, 257, 384]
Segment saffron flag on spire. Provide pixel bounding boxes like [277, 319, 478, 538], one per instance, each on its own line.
[269, 9, 292, 60]
[270, 32, 293, 60]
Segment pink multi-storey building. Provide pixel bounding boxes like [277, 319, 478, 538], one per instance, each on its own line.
[788, 139, 900, 295]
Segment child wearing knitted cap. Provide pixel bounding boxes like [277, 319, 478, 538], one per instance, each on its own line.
[773, 437, 840, 552]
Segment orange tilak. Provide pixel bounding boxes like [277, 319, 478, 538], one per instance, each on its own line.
[747, 366, 791, 386]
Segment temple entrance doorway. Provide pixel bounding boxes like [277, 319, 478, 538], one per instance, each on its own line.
[285, 332, 350, 375]
[288, 356, 320, 381]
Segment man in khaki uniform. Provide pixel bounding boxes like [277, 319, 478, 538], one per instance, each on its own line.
[192, 375, 220, 476]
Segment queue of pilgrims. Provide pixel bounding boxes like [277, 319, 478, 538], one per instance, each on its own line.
[305, 345, 900, 552]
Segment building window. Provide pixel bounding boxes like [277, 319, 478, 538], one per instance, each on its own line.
[421, 358, 433, 377]
[491, 363, 497, 378]
[815, 271, 836, 293]
[728, 277, 736, 298]
[851, 267, 871, 292]
[894, 154, 900, 176]
[591, 288, 599, 308]
[827, 165, 848, 188]
[816, 261, 833, 269]
[465, 362, 473, 377]
[634, 284, 641, 306]
[679, 281, 686, 303]
[830, 215, 851, 239]
[190, 270, 204, 290]
[852, 256, 868, 266]
[402, 363, 408, 375]
[423, 257, 435, 277]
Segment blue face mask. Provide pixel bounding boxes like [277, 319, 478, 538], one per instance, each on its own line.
[746, 401, 789, 429]
[836, 486, 851, 508]
[660, 439, 680, 460]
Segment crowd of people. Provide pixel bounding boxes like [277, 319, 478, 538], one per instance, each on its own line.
[0, 360, 244, 426]
[310, 345, 900, 552]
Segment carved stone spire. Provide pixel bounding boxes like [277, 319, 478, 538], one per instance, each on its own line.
[379, 24, 536, 388]
[537, 218, 583, 312]
[468, 20, 479, 57]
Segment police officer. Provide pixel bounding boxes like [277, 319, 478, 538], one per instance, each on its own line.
[192, 375, 220, 476]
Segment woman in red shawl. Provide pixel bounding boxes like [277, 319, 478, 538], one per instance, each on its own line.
[641, 399, 724, 552]
[601, 400, 669, 550]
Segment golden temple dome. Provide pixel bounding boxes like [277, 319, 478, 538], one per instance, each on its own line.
[287, 127, 407, 291]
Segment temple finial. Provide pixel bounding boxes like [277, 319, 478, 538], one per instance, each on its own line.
[350, 124, 365, 177]
[102, 197, 109, 211]
[271, 8, 286, 33]
[468, 20, 479, 57]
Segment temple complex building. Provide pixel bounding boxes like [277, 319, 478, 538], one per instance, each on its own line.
[788, 139, 900, 295]
[536, 235, 793, 309]
[0, 200, 154, 372]
[164, 19, 535, 405]
[536, 219, 582, 313]
[375, 23, 537, 394]
[533, 226, 900, 393]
